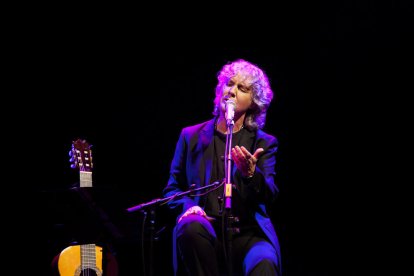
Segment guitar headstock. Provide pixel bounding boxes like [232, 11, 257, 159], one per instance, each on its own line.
[69, 139, 93, 172]
[70, 139, 93, 187]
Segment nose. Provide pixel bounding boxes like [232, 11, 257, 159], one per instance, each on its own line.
[225, 85, 236, 99]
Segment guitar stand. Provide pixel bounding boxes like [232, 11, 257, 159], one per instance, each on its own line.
[140, 207, 162, 276]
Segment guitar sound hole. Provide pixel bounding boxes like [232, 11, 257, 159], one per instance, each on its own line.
[80, 268, 98, 276]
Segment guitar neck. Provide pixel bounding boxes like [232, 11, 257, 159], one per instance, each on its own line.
[80, 171, 93, 187]
[81, 244, 97, 269]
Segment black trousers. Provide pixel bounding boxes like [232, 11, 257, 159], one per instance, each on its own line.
[175, 215, 280, 276]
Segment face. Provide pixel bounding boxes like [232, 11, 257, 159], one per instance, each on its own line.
[219, 73, 253, 116]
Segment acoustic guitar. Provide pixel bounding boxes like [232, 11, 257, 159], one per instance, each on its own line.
[57, 139, 103, 276]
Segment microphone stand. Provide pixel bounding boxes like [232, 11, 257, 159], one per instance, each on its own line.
[224, 118, 236, 276]
[126, 181, 221, 276]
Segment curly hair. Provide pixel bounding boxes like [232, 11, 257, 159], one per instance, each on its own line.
[213, 59, 274, 130]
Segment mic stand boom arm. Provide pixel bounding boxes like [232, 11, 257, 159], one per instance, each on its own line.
[126, 181, 221, 213]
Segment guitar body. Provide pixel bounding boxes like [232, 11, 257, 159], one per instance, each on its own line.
[58, 244, 103, 276]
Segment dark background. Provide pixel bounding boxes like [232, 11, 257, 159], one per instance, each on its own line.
[12, 2, 412, 275]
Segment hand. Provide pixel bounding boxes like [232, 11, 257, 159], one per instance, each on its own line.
[232, 146, 264, 178]
[177, 206, 207, 223]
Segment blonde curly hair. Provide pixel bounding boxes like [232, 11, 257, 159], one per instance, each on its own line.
[213, 59, 274, 130]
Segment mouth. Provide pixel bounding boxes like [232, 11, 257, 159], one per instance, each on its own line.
[222, 97, 233, 103]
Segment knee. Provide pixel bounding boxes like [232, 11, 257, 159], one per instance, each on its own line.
[257, 257, 278, 268]
[249, 259, 279, 276]
[245, 252, 278, 269]
[244, 257, 280, 276]
[178, 220, 203, 239]
[176, 216, 215, 243]
[243, 242, 280, 275]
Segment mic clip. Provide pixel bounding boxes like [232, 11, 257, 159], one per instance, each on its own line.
[226, 119, 234, 127]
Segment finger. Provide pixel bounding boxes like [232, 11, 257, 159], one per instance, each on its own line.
[240, 146, 253, 160]
[231, 148, 238, 161]
[206, 216, 216, 222]
[196, 210, 204, 216]
[235, 146, 246, 159]
[232, 148, 242, 162]
[253, 148, 264, 160]
[231, 148, 243, 168]
[231, 148, 237, 157]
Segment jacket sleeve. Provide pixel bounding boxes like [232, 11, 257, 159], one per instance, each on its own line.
[162, 129, 197, 217]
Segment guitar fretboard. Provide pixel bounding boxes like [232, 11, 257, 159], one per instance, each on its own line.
[81, 244, 97, 269]
[80, 171, 92, 187]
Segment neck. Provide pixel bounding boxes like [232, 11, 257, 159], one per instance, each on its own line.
[216, 115, 245, 134]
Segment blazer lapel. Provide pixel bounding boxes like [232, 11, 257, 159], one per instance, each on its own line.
[200, 119, 215, 187]
[199, 121, 256, 185]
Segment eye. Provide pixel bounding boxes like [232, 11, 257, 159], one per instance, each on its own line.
[238, 85, 249, 93]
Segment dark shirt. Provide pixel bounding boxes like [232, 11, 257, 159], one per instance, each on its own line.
[204, 127, 258, 232]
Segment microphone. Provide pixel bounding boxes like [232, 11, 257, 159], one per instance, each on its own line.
[225, 99, 236, 124]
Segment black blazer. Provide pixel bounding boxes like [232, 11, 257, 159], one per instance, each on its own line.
[163, 118, 281, 258]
